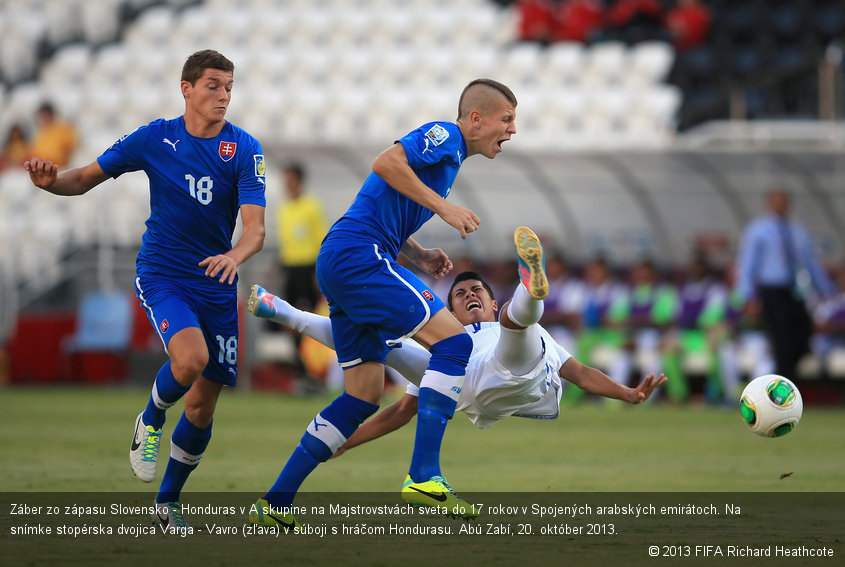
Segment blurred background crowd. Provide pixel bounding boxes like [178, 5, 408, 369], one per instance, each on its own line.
[0, 0, 843, 405]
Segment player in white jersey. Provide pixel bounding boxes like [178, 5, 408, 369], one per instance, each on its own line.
[249, 227, 665, 457]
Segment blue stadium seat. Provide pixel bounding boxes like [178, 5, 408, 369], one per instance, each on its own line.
[815, 4, 845, 43]
[66, 291, 133, 352]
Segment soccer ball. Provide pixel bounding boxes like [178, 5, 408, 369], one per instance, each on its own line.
[739, 375, 803, 437]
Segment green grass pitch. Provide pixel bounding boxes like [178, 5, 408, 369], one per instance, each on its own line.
[1, 387, 843, 567]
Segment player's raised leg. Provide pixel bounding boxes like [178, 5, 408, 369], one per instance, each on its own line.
[249, 283, 432, 384]
[248, 284, 335, 346]
[494, 227, 548, 375]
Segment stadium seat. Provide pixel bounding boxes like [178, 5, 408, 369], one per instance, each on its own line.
[0, 170, 32, 210]
[768, 1, 808, 44]
[366, 87, 415, 141]
[500, 43, 543, 86]
[771, 44, 815, 78]
[322, 87, 372, 143]
[542, 42, 586, 86]
[88, 43, 131, 88]
[63, 290, 133, 383]
[728, 45, 766, 86]
[5, 82, 43, 129]
[369, 47, 418, 89]
[627, 86, 681, 143]
[43, 0, 83, 48]
[674, 45, 719, 89]
[40, 43, 91, 88]
[172, 5, 213, 47]
[125, 5, 175, 47]
[626, 41, 675, 87]
[80, 0, 120, 45]
[581, 41, 628, 86]
[549, 88, 587, 131]
[815, 3, 845, 43]
[0, 21, 42, 84]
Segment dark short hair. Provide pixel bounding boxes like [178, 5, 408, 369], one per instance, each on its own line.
[181, 50, 234, 84]
[457, 79, 517, 119]
[37, 102, 55, 116]
[447, 271, 495, 311]
[283, 162, 306, 183]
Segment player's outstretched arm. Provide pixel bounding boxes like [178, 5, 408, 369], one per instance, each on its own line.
[560, 358, 667, 404]
[332, 394, 419, 458]
[25, 158, 109, 196]
[200, 203, 265, 284]
[372, 143, 480, 239]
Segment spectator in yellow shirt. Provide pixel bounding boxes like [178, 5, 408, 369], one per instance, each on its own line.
[29, 102, 78, 167]
[1, 123, 30, 171]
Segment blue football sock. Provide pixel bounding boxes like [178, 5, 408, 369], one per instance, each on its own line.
[409, 386, 458, 482]
[264, 392, 378, 509]
[156, 412, 211, 504]
[408, 333, 472, 483]
[142, 361, 190, 430]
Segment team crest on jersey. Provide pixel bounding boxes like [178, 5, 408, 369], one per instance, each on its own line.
[254, 154, 265, 177]
[160, 319, 169, 334]
[424, 124, 449, 146]
[218, 141, 237, 162]
[422, 290, 435, 302]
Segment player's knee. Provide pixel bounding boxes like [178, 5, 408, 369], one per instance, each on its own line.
[428, 333, 473, 376]
[170, 350, 209, 383]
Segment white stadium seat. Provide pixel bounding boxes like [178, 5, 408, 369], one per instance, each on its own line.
[626, 40, 675, 87]
[81, 0, 121, 45]
[542, 42, 586, 87]
[581, 41, 628, 86]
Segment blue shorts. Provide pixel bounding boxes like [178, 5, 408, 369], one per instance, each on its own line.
[316, 240, 446, 368]
[134, 274, 239, 386]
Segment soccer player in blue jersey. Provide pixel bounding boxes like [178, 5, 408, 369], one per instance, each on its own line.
[248, 79, 517, 528]
[25, 50, 266, 528]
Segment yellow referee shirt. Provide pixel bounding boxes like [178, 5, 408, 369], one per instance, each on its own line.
[276, 194, 328, 266]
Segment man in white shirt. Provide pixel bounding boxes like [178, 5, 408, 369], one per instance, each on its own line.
[249, 227, 666, 453]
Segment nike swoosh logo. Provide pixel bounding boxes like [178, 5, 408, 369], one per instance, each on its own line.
[408, 486, 448, 502]
[156, 512, 169, 528]
[267, 512, 296, 531]
[131, 419, 143, 452]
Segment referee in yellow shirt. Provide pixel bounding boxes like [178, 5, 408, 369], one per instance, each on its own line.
[276, 162, 328, 314]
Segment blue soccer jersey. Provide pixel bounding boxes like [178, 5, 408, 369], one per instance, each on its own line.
[317, 121, 467, 366]
[97, 117, 266, 289]
[327, 121, 467, 257]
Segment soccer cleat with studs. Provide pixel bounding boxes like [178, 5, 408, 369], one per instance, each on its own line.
[249, 497, 302, 533]
[152, 501, 190, 530]
[514, 226, 548, 300]
[247, 284, 278, 319]
[401, 475, 479, 520]
[130, 412, 162, 482]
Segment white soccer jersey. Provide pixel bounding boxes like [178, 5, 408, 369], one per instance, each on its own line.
[407, 322, 571, 429]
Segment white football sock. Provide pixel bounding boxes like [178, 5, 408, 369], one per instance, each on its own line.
[506, 283, 544, 328]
